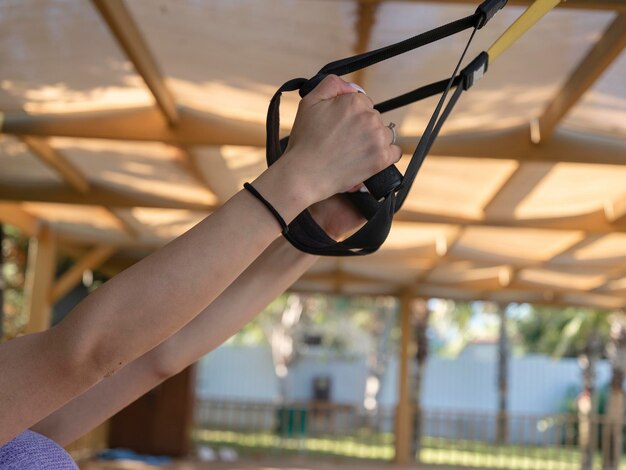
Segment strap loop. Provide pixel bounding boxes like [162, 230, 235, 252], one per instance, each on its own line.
[265, 2, 505, 256]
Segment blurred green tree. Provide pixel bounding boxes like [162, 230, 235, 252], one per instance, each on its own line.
[1, 224, 28, 341]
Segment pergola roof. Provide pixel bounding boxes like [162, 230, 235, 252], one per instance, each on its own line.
[1, 0, 626, 309]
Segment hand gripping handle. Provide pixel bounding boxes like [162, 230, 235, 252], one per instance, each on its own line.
[300, 74, 403, 201]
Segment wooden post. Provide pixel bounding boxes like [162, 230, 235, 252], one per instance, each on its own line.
[109, 364, 197, 456]
[23, 224, 57, 333]
[496, 304, 509, 444]
[0, 224, 4, 340]
[394, 291, 414, 465]
[412, 299, 430, 461]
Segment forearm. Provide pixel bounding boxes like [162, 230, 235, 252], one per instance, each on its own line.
[33, 237, 318, 446]
[57, 165, 308, 378]
[0, 163, 309, 445]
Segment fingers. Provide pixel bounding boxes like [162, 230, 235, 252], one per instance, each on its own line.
[304, 75, 357, 103]
[347, 82, 367, 94]
[389, 144, 403, 165]
[303, 75, 375, 109]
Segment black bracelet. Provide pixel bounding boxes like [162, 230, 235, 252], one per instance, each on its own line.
[243, 182, 289, 234]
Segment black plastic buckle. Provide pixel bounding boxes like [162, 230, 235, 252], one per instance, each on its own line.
[461, 52, 489, 90]
[475, 0, 508, 29]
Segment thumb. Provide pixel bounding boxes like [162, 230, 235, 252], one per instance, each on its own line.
[303, 74, 357, 104]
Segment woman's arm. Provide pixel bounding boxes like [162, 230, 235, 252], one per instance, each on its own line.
[32, 195, 364, 446]
[0, 75, 401, 445]
[31, 237, 315, 445]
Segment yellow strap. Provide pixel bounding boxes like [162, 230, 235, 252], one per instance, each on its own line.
[488, 0, 561, 62]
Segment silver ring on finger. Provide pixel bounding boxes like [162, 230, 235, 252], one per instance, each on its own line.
[387, 122, 397, 145]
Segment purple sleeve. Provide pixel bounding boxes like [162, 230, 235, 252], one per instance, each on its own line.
[0, 430, 78, 469]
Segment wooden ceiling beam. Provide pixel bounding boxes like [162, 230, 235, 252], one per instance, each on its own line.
[538, 14, 626, 140]
[293, 277, 625, 309]
[0, 107, 266, 148]
[402, 125, 626, 166]
[396, 207, 626, 234]
[2, 182, 626, 234]
[0, 182, 217, 211]
[4, 110, 625, 165]
[412, 285, 625, 310]
[92, 0, 179, 127]
[90, 1, 221, 195]
[0, 202, 41, 236]
[22, 137, 90, 194]
[21, 137, 142, 238]
[351, 0, 626, 11]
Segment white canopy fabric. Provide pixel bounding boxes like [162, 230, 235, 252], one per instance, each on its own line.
[1, 0, 625, 309]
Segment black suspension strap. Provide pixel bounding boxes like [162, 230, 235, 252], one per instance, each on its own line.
[265, 0, 506, 256]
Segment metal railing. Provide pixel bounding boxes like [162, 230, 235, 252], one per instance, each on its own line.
[194, 399, 626, 469]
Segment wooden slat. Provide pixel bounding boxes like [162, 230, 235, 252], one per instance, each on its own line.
[51, 245, 116, 303]
[481, 164, 556, 217]
[538, 14, 626, 140]
[92, 0, 179, 126]
[493, 234, 617, 291]
[23, 224, 57, 333]
[22, 137, 90, 194]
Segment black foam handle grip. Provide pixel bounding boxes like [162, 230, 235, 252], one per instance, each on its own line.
[364, 165, 403, 200]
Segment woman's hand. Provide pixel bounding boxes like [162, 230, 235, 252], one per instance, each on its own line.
[281, 75, 402, 204]
[309, 188, 367, 240]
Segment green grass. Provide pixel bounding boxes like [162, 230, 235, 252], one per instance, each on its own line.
[193, 428, 626, 470]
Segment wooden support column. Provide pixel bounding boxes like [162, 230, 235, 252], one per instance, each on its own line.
[395, 290, 414, 465]
[23, 224, 57, 333]
[496, 304, 510, 444]
[0, 225, 4, 340]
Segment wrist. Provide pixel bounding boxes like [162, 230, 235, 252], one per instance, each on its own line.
[251, 154, 317, 223]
